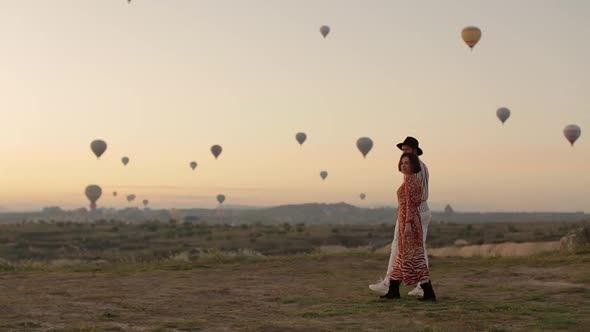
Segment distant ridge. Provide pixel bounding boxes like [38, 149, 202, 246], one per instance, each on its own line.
[0, 203, 587, 224]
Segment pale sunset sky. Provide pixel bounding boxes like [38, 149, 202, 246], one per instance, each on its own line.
[0, 0, 588, 212]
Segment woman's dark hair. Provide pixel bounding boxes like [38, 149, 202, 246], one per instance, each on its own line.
[398, 152, 422, 174]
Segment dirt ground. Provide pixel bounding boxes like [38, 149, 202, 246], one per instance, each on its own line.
[375, 241, 562, 258]
[0, 253, 589, 331]
[427, 241, 561, 257]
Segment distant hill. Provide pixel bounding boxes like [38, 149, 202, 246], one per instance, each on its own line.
[0, 203, 587, 225]
[431, 211, 588, 224]
[221, 204, 261, 211]
[236, 203, 394, 225]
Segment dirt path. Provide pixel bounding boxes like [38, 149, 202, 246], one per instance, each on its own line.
[427, 241, 560, 257]
[0, 254, 588, 331]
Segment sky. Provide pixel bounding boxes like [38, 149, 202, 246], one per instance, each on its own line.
[0, 0, 589, 212]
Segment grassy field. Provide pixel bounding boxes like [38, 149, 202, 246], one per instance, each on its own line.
[0, 220, 585, 263]
[0, 252, 589, 331]
[0, 220, 588, 331]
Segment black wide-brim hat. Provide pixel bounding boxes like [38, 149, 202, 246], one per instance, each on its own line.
[396, 136, 423, 156]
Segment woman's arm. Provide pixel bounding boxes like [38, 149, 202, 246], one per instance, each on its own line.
[403, 177, 422, 235]
[409, 176, 422, 205]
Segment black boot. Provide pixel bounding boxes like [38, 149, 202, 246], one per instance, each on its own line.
[380, 279, 400, 299]
[418, 281, 436, 302]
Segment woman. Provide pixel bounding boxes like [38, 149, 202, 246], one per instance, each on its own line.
[380, 152, 436, 301]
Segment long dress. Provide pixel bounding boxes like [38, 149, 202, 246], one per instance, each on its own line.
[390, 174, 430, 285]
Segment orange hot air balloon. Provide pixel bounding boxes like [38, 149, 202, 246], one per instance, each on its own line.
[461, 26, 481, 51]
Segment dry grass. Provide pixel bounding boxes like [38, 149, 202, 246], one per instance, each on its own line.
[0, 252, 588, 331]
[0, 220, 585, 264]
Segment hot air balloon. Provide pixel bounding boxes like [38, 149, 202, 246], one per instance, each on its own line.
[320, 170, 328, 180]
[190, 161, 197, 170]
[356, 137, 373, 158]
[90, 140, 107, 159]
[320, 25, 330, 38]
[217, 194, 226, 205]
[85, 185, 102, 211]
[142, 199, 149, 207]
[496, 107, 511, 125]
[360, 193, 366, 200]
[121, 156, 129, 166]
[126, 194, 136, 202]
[296, 132, 307, 146]
[113, 191, 117, 197]
[564, 125, 581, 146]
[461, 26, 481, 51]
[211, 145, 222, 159]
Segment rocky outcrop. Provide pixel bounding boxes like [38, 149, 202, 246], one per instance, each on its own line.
[560, 226, 590, 254]
[454, 239, 469, 247]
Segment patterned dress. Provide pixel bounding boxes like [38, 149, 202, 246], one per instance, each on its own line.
[390, 174, 430, 285]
